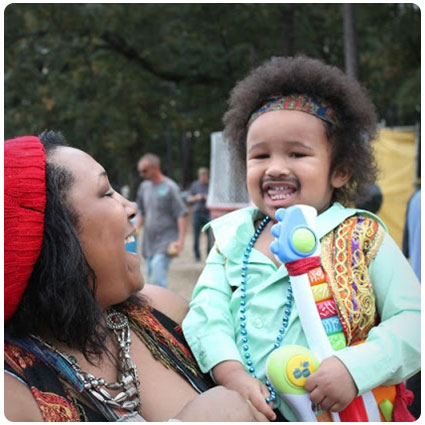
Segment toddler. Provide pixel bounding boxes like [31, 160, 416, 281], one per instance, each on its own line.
[182, 56, 420, 421]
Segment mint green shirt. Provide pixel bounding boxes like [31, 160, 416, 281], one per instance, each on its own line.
[182, 203, 421, 421]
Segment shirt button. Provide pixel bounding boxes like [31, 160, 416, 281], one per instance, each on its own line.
[253, 318, 263, 328]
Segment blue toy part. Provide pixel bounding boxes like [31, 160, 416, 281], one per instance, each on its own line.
[321, 316, 343, 335]
[270, 205, 320, 264]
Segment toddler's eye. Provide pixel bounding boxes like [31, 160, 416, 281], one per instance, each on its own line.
[254, 153, 269, 159]
[290, 152, 306, 158]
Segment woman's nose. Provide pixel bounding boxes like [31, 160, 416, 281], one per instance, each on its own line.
[120, 194, 137, 220]
[127, 201, 137, 220]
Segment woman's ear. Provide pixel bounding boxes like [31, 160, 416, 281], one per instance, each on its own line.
[331, 167, 351, 189]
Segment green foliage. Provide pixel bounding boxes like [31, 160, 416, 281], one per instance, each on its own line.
[4, 4, 420, 196]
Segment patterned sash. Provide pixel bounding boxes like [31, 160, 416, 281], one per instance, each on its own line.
[320, 215, 386, 346]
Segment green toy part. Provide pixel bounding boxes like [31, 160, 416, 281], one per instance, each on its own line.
[266, 345, 320, 395]
[379, 399, 394, 422]
[292, 227, 316, 253]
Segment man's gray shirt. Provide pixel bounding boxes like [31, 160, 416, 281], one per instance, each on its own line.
[136, 177, 188, 259]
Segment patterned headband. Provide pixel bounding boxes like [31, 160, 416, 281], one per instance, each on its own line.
[248, 94, 340, 127]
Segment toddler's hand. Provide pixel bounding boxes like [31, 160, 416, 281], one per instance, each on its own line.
[213, 361, 276, 421]
[304, 356, 357, 412]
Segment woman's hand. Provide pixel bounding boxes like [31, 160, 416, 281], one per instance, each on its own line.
[173, 386, 268, 422]
[213, 361, 277, 421]
[304, 356, 358, 412]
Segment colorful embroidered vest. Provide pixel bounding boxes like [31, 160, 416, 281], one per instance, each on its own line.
[320, 214, 386, 346]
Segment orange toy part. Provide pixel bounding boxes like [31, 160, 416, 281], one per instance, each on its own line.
[346, 339, 396, 421]
[373, 385, 397, 421]
[307, 266, 327, 285]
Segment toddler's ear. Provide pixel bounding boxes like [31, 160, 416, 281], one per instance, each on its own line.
[331, 167, 351, 188]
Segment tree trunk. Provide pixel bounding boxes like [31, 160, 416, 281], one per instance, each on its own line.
[343, 4, 358, 79]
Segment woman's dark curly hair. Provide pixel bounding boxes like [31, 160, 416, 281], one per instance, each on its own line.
[6, 130, 142, 361]
[223, 55, 378, 205]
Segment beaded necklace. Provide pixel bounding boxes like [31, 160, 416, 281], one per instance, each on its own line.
[239, 215, 294, 404]
[32, 310, 141, 415]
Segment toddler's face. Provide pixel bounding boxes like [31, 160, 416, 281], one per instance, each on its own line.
[246, 109, 349, 219]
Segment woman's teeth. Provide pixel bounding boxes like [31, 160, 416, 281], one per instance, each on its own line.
[125, 235, 136, 244]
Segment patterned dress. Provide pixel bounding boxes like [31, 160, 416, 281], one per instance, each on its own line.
[5, 304, 214, 421]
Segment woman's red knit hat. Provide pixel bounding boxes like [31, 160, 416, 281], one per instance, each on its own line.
[4, 136, 46, 322]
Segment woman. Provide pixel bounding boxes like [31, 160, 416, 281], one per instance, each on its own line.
[4, 131, 267, 422]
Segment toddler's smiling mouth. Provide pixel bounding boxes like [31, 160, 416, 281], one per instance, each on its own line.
[262, 180, 299, 203]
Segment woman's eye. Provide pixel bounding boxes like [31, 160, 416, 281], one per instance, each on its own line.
[104, 190, 114, 197]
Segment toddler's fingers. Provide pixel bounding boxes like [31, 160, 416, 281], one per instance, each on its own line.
[249, 391, 276, 421]
[308, 385, 326, 406]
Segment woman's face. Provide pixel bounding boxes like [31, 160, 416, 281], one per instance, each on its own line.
[52, 147, 143, 310]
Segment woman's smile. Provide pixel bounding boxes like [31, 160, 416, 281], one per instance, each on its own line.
[51, 146, 144, 308]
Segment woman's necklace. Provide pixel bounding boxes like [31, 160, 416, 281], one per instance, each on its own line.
[34, 309, 141, 414]
[239, 216, 294, 404]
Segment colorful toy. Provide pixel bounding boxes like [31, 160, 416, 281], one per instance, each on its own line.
[267, 205, 395, 422]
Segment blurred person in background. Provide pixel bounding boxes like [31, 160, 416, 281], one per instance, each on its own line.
[187, 167, 213, 262]
[402, 185, 421, 420]
[136, 153, 188, 288]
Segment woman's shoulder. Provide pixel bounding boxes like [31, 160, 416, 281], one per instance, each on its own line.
[140, 284, 189, 324]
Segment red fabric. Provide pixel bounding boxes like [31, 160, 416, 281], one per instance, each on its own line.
[285, 256, 322, 276]
[392, 382, 416, 422]
[4, 136, 46, 322]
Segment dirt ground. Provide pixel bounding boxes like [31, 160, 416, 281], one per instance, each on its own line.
[138, 211, 210, 301]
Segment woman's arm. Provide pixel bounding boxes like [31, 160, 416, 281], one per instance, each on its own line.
[173, 386, 268, 422]
[141, 284, 189, 324]
[4, 372, 43, 421]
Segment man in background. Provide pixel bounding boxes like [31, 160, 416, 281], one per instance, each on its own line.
[187, 167, 213, 262]
[136, 153, 188, 288]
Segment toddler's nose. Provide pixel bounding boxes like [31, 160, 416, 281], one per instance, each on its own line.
[266, 157, 290, 177]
